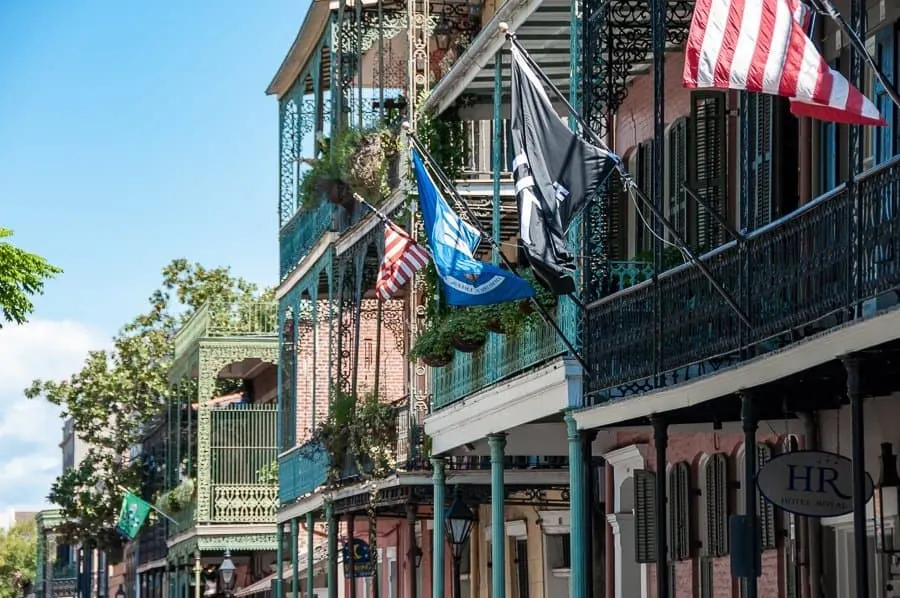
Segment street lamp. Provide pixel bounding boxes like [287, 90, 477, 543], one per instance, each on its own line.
[434, 17, 453, 52]
[444, 496, 475, 598]
[115, 585, 125, 598]
[219, 550, 237, 598]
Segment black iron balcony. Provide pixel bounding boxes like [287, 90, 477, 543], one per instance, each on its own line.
[585, 155, 900, 404]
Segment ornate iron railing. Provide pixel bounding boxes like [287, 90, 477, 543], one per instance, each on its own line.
[207, 405, 279, 523]
[279, 202, 337, 280]
[173, 300, 279, 357]
[585, 156, 900, 403]
[169, 501, 196, 536]
[137, 519, 168, 563]
[278, 439, 330, 504]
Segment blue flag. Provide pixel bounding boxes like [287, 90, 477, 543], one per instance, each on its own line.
[412, 149, 535, 306]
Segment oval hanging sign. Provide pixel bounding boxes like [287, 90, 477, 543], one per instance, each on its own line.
[755, 450, 874, 518]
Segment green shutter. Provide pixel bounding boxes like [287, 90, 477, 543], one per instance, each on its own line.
[635, 141, 654, 255]
[748, 94, 775, 230]
[606, 172, 630, 261]
[667, 462, 692, 561]
[668, 117, 691, 244]
[634, 468, 658, 563]
[689, 91, 728, 251]
[705, 453, 730, 557]
[757, 444, 777, 549]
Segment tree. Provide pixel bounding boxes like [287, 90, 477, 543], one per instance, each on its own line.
[0, 228, 62, 327]
[0, 519, 37, 598]
[25, 259, 268, 553]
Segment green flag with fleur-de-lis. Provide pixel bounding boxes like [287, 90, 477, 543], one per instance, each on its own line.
[116, 491, 152, 540]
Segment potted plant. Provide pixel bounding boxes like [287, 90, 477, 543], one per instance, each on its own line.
[518, 268, 558, 316]
[409, 323, 454, 367]
[445, 308, 488, 353]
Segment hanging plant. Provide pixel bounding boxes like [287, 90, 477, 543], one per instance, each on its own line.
[156, 477, 195, 514]
[408, 323, 454, 367]
[445, 308, 488, 353]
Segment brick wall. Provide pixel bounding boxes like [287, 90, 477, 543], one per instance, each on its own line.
[290, 298, 408, 447]
[612, 430, 796, 598]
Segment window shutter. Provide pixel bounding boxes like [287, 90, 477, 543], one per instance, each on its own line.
[699, 558, 714, 598]
[757, 443, 777, 549]
[667, 462, 691, 561]
[748, 94, 775, 230]
[635, 141, 654, 255]
[689, 92, 727, 250]
[634, 468, 658, 563]
[606, 172, 630, 261]
[667, 117, 691, 244]
[705, 453, 730, 557]
[874, 26, 896, 164]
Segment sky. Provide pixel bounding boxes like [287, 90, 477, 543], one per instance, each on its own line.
[0, 0, 308, 510]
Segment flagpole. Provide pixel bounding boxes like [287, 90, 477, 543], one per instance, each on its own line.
[502, 26, 752, 329]
[403, 125, 594, 378]
[811, 0, 900, 113]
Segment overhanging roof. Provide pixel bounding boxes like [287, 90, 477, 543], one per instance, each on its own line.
[421, 0, 572, 114]
[266, 0, 333, 98]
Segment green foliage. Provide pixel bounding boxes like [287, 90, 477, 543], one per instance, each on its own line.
[443, 308, 487, 344]
[0, 519, 36, 598]
[0, 228, 62, 327]
[299, 126, 401, 212]
[25, 259, 267, 552]
[407, 323, 453, 363]
[414, 107, 468, 181]
[155, 478, 196, 514]
[256, 461, 279, 485]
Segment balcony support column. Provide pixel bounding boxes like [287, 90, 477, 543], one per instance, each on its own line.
[741, 391, 759, 598]
[567, 413, 588, 598]
[489, 433, 507, 598]
[431, 457, 446, 598]
[348, 514, 357, 598]
[193, 552, 201, 598]
[650, 415, 669, 598]
[291, 518, 299, 598]
[844, 356, 869, 598]
[492, 51, 502, 264]
[406, 505, 418, 598]
[306, 512, 315, 598]
[327, 504, 338, 598]
[275, 522, 285, 598]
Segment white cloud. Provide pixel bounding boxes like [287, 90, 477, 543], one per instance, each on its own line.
[0, 319, 106, 510]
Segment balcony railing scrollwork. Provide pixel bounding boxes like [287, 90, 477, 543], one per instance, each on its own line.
[585, 156, 900, 403]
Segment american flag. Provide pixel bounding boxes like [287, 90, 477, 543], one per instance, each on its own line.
[683, 0, 885, 126]
[375, 225, 430, 301]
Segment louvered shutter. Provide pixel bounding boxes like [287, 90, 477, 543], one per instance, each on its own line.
[757, 444, 777, 549]
[690, 92, 727, 251]
[748, 94, 775, 230]
[705, 453, 729, 557]
[667, 462, 691, 561]
[606, 171, 630, 261]
[634, 468, 657, 563]
[634, 141, 654, 255]
[699, 558, 714, 598]
[874, 26, 896, 164]
[668, 117, 691, 244]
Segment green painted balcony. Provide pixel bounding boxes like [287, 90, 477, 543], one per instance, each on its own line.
[279, 201, 337, 280]
[167, 404, 279, 537]
[172, 299, 279, 360]
[278, 439, 330, 505]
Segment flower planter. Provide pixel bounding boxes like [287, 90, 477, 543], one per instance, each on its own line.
[421, 351, 454, 367]
[317, 177, 355, 209]
[485, 318, 507, 334]
[450, 333, 486, 353]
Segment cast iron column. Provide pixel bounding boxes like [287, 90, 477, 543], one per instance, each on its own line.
[845, 356, 869, 598]
[431, 457, 446, 598]
[741, 391, 759, 598]
[306, 513, 315, 598]
[489, 434, 507, 598]
[650, 415, 668, 598]
[192, 552, 201, 598]
[291, 518, 299, 598]
[406, 505, 418, 598]
[566, 413, 587, 598]
[275, 522, 284, 598]
[327, 504, 338, 598]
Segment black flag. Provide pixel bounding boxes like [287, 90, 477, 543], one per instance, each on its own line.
[510, 44, 618, 295]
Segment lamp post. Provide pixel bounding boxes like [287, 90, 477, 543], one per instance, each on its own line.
[444, 496, 475, 598]
[115, 585, 125, 598]
[218, 551, 236, 598]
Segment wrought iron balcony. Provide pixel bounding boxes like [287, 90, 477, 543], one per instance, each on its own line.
[137, 519, 168, 563]
[51, 563, 77, 580]
[279, 201, 338, 280]
[585, 156, 900, 404]
[172, 300, 279, 358]
[167, 404, 278, 535]
[278, 439, 330, 504]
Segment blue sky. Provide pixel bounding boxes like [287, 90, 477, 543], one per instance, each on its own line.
[0, 0, 308, 510]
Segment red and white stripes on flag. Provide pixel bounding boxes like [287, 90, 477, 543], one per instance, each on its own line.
[375, 225, 430, 301]
[683, 0, 885, 126]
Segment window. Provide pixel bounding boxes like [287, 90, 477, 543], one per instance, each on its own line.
[667, 462, 691, 561]
[513, 539, 529, 598]
[873, 24, 897, 164]
[690, 91, 728, 249]
[634, 141, 654, 256]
